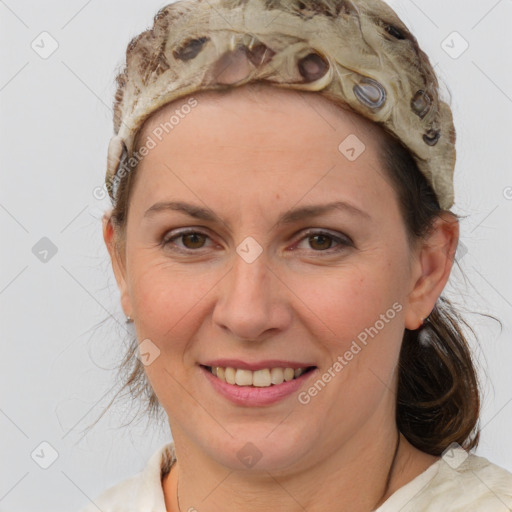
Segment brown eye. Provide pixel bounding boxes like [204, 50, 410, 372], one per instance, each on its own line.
[162, 230, 211, 251]
[308, 234, 335, 251]
[295, 230, 352, 253]
[181, 233, 207, 249]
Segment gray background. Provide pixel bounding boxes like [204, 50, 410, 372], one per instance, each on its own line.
[1, 0, 511, 510]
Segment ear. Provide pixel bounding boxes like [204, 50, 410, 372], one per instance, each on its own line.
[102, 211, 132, 318]
[403, 212, 459, 330]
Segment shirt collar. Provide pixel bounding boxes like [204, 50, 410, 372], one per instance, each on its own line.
[132, 441, 177, 511]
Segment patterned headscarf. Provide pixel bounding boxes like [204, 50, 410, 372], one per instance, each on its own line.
[106, 0, 456, 209]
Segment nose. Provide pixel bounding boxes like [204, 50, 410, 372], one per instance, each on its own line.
[212, 252, 293, 341]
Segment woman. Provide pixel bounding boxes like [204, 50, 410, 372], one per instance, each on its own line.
[81, 0, 512, 510]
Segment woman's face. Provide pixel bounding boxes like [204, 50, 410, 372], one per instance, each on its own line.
[105, 84, 451, 472]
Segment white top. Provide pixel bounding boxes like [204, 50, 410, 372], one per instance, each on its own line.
[78, 442, 512, 512]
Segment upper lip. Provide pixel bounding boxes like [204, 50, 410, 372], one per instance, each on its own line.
[201, 359, 316, 371]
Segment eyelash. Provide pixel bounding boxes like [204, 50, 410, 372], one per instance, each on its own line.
[161, 228, 353, 255]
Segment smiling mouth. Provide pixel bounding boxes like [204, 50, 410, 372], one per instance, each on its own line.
[201, 365, 316, 387]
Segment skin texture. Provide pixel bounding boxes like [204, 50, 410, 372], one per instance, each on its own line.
[103, 83, 458, 511]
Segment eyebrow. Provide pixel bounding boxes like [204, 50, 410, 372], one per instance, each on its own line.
[143, 200, 371, 226]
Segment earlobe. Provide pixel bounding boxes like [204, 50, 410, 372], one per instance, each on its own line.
[404, 212, 459, 330]
[102, 212, 132, 318]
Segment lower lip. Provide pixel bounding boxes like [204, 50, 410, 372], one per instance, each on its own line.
[200, 365, 317, 406]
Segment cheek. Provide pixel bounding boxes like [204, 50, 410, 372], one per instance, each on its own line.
[291, 259, 404, 348]
[126, 258, 219, 405]
[125, 251, 231, 364]
[127, 257, 218, 346]
[286, 262, 406, 441]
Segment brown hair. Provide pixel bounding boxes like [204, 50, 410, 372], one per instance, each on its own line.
[379, 134, 482, 455]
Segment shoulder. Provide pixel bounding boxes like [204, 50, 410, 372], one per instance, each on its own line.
[77, 442, 176, 512]
[77, 472, 141, 512]
[412, 451, 512, 511]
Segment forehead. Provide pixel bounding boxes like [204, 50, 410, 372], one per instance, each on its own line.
[128, 83, 396, 218]
[135, 83, 387, 151]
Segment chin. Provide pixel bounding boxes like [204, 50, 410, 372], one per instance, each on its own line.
[199, 422, 317, 473]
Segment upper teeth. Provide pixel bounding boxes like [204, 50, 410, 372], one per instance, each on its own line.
[210, 366, 307, 387]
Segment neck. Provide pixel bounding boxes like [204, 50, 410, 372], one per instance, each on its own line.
[163, 423, 438, 512]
